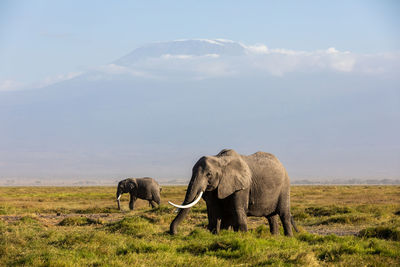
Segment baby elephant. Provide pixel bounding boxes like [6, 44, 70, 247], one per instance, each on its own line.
[116, 177, 162, 210]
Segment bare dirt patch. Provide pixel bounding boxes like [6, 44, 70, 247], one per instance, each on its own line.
[305, 226, 360, 236]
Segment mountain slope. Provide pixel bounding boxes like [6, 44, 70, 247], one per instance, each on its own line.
[0, 40, 399, 182]
[114, 39, 246, 66]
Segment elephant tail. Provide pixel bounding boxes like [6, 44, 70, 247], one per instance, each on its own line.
[291, 215, 299, 232]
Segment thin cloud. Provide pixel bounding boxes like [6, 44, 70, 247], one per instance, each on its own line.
[161, 54, 220, 60]
[102, 40, 399, 79]
[0, 79, 25, 91]
[92, 64, 155, 79]
[35, 72, 82, 88]
[3, 40, 399, 91]
[243, 44, 269, 54]
[0, 72, 82, 92]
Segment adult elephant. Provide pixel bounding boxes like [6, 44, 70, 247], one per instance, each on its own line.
[169, 149, 298, 236]
[116, 177, 162, 210]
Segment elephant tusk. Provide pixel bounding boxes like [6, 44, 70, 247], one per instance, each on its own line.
[168, 191, 203, 209]
[117, 194, 121, 201]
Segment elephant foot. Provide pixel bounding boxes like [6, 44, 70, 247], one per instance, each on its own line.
[267, 215, 280, 235]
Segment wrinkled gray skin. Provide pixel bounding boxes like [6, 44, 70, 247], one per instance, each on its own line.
[116, 177, 161, 210]
[170, 149, 298, 236]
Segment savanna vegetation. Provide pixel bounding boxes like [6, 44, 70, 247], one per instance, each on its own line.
[0, 185, 399, 266]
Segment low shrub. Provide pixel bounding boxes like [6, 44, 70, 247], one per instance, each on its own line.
[19, 216, 39, 224]
[305, 206, 352, 217]
[0, 205, 17, 215]
[105, 216, 157, 238]
[179, 234, 244, 259]
[252, 225, 271, 238]
[293, 211, 309, 220]
[185, 228, 213, 240]
[58, 217, 103, 226]
[177, 243, 208, 255]
[298, 233, 340, 244]
[147, 205, 174, 215]
[358, 226, 400, 241]
[316, 215, 367, 225]
[116, 241, 168, 255]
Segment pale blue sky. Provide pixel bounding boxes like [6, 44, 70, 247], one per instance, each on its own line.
[1, 1, 399, 84]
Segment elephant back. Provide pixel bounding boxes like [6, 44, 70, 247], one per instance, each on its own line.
[246, 152, 284, 170]
[216, 149, 240, 158]
[244, 151, 289, 189]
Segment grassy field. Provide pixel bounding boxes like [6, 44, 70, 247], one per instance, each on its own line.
[0, 185, 399, 266]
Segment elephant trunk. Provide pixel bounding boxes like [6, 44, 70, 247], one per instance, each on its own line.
[169, 176, 207, 235]
[169, 207, 191, 235]
[116, 189, 122, 210]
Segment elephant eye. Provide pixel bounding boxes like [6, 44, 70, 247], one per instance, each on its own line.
[206, 172, 212, 177]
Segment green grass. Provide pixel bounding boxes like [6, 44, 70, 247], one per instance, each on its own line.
[358, 226, 400, 241]
[305, 206, 353, 217]
[58, 216, 103, 226]
[0, 185, 399, 266]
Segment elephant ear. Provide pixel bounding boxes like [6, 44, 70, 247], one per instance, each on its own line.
[218, 157, 251, 199]
[127, 179, 137, 191]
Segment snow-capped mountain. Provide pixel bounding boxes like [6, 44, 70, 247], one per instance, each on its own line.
[88, 39, 397, 80]
[114, 39, 246, 66]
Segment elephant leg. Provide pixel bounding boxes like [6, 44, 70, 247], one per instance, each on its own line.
[232, 208, 247, 232]
[204, 191, 221, 234]
[129, 195, 137, 210]
[279, 211, 293, 237]
[220, 218, 231, 230]
[216, 219, 221, 233]
[208, 216, 222, 234]
[220, 203, 235, 231]
[267, 214, 279, 235]
[232, 189, 249, 232]
[207, 212, 220, 234]
[220, 210, 235, 231]
[149, 200, 157, 208]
